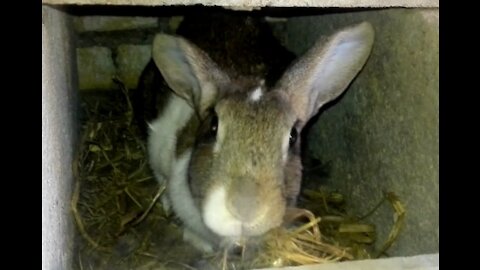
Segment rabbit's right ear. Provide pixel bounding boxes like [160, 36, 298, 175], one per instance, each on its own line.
[152, 34, 230, 115]
[275, 22, 375, 127]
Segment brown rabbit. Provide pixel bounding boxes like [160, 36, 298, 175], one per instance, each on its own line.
[138, 16, 375, 253]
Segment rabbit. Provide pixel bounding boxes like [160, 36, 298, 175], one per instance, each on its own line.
[137, 18, 375, 253]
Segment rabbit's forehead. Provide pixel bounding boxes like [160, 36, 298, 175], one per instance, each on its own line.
[216, 91, 295, 129]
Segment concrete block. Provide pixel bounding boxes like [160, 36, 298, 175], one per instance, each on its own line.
[42, 5, 78, 270]
[74, 16, 158, 32]
[285, 9, 439, 256]
[169, 16, 184, 32]
[116, 45, 152, 89]
[43, 0, 439, 8]
[77, 46, 116, 90]
[259, 253, 439, 270]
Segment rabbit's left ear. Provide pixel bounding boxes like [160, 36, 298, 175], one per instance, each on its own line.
[152, 34, 231, 116]
[275, 22, 375, 126]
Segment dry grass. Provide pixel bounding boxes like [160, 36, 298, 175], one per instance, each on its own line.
[72, 79, 202, 269]
[252, 209, 353, 268]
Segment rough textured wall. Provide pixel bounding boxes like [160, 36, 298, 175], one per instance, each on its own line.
[285, 9, 438, 256]
[42, 6, 78, 270]
[42, 0, 439, 9]
[261, 253, 439, 270]
[74, 16, 178, 90]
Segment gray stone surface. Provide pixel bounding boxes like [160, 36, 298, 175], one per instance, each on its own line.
[168, 16, 184, 32]
[42, 0, 439, 8]
[116, 45, 152, 89]
[77, 46, 116, 90]
[285, 9, 438, 256]
[74, 16, 158, 32]
[258, 253, 439, 270]
[42, 5, 78, 270]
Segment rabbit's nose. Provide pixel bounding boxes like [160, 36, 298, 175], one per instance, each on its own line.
[228, 179, 259, 223]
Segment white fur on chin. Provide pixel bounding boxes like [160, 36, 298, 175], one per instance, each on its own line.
[203, 186, 242, 237]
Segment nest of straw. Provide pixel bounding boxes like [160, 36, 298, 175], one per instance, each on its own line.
[72, 79, 405, 270]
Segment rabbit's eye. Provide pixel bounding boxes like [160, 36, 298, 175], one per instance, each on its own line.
[210, 115, 218, 136]
[199, 110, 219, 144]
[289, 128, 298, 146]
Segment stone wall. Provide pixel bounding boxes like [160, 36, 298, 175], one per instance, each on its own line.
[42, 5, 78, 270]
[43, 0, 439, 9]
[75, 16, 180, 90]
[285, 8, 439, 256]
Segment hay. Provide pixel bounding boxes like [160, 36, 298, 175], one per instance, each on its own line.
[71, 78, 405, 270]
[72, 79, 203, 269]
[251, 209, 353, 268]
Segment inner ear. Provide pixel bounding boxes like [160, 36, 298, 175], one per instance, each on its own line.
[275, 22, 375, 123]
[151, 34, 230, 116]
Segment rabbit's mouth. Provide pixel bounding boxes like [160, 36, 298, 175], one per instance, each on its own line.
[202, 185, 285, 238]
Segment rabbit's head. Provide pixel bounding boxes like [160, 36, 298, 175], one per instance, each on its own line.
[151, 22, 374, 244]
